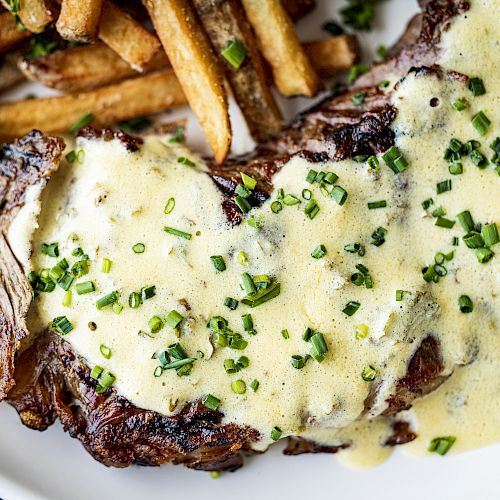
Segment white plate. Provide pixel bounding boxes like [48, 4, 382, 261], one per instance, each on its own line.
[2, 1, 500, 499]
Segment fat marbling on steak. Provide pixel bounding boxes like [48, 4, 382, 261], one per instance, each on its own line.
[0, 0, 467, 471]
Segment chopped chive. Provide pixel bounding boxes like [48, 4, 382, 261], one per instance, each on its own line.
[210, 255, 226, 272]
[351, 272, 364, 286]
[469, 149, 489, 168]
[241, 281, 280, 307]
[132, 242, 145, 254]
[432, 206, 446, 217]
[452, 98, 467, 111]
[311, 244, 327, 259]
[96, 291, 118, 309]
[224, 297, 239, 310]
[271, 201, 283, 213]
[347, 63, 369, 85]
[306, 169, 318, 184]
[310, 333, 328, 356]
[88, 321, 97, 331]
[367, 200, 387, 209]
[221, 39, 247, 69]
[168, 126, 185, 143]
[367, 155, 379, 170]
[100, 344, 112, 359]
[448, 162, 463, 175]
[428, 436, 456, 455]
[468, 77, 485, 96]
[202, 394, 221, 410]
[304, 199, 320, 219]
[435, 252, 445, 265]
[162, 357, 195, 371]
[378, 80, 390, 89]
[301, 188, 312, 200]
[241, 272, 256, 295]
[235, 183, 251, 199]
[344, 242, 365, 256]
[436, 179, 452, 194]
[371, 226, 387, 246]
[463, 231, 484, 249]
[90, 365, 103, 380]
[112, 302, 123, 314]
[163, 226, 192, 240]
[471, 111, 491, 136]
[242, 313, 255, 334]
[237, 251, 248, 266]
[458, 295, 473, 313]
[361, 365, 377, 382]
[154, 366, 163, 377]
[302, 327, 314, 342]
[452, 236, 459, 246]
[58, 273, 74, 291]
[41, 242, 59, 257]
[129, 291, 141, 308]
[281, 328, 290, 339]
[76, 281, 95, 295]
[482, 223, 499, 247]
[382, 146, 407, 173]
[177, 156, 195, 167]
[395, 289, 404, 301]
[376, 45, 388, 60]
[355, 324, 369, 339]
[343, 301, 360, 316]
[101, 258, 112, 273]
[235, 195, 251, 213]
[422, 198, 434, 210]
[475, 247, 494, 263]
[291, 355, 307, 369]
[148, 315, 164, 333]
[250, 379, 260, 392]
[240, 172, 256, 190]
[65, 150, 77, 163]
[435, 217, 455, 229]
[95, 371, 115, 393]
[283, 194, 300, 206]
[352, 92, 365, 105]
[271, 426, 282, 441]
[231, 379, 246, 395]
[322, 20, 344, 36]
[331, 185, 348, 205]
[141, 285, 156, 301]
[62, 290, 72, 307]
[224, 358, 237, 374]
[69, 112, 94, 134]
[324, 172, 338, 184]
[457, 210, 474, 232]
[165, 310, 183, 328]
[164, 197, 175, 214]
[50, 316, 74, 335]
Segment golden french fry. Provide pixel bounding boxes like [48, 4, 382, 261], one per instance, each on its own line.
[0, 12, 32, 53]
[241, 0, 322, 97]
[0, 70, 187, 141]
[98, 1, 161, 71]
[19, 42, 169, 92]
[192, 0, 282, 141]
[0, 0, 56, 33]
[56, 0, 103, 42]
[144, 0, 231, 164]
[304, 35, 361, 78]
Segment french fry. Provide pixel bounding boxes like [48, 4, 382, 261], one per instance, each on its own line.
[0, 53, 25, 93]
[19, 43, 168, 92]
[144, 0, 231, 163]
[241, 0, 322, 97]
[0, 0, 56, 33]
[0, 70, 187, 141]
[192, 0, 282, 142]
[56, 0, 103, 42]
[98, 1, 161, 71]
[304, 35, 360, 78]
[0, 12, 32, 53]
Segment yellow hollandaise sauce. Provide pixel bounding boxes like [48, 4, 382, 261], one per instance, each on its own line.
[10, 0, 499, 465]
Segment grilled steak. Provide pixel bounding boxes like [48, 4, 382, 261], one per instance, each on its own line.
[0, 0, 467, 472]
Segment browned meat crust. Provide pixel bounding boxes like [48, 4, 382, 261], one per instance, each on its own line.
[0, 131, 64, 399]
[9, 332, 260, 470]
[0, 0, 467, 471]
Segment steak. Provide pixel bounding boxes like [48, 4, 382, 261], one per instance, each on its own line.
[0, 0, 467, 472]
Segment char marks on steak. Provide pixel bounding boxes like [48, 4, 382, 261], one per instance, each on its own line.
[1, 0, 467, 471]
[0, 131, 64, 399]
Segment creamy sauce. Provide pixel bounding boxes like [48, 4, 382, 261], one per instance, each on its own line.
[11, 0, 500, 464]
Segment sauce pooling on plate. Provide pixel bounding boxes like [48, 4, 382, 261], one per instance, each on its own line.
[12, 0, 499, 465]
